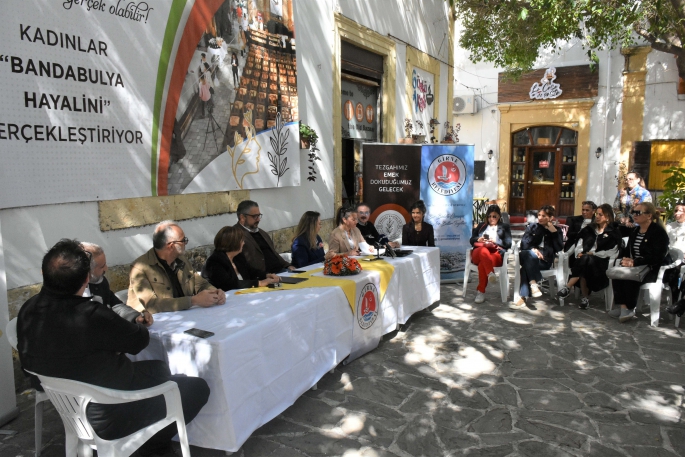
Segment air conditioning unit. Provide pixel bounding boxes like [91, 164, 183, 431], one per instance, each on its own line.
[453, 94, 477, 115]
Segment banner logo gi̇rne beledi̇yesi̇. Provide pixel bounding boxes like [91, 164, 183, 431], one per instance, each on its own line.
[357, 283, 378, 330]
[427, 154, 467, 196]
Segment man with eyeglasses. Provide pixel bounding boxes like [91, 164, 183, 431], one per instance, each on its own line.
[128, 220, 226, 314]
[614, 171, 652, 231]
[356, 202, 400, 248]
[234, 200, 294, 277]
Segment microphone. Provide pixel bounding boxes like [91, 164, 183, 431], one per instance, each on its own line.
[378, 235, 396, 258]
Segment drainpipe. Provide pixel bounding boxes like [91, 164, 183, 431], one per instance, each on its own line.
[601, 47, 611, 202]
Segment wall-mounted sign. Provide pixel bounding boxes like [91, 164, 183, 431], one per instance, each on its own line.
[539, 160, 550, 168]
[529, 67, 563, 100]
[411, 67, 435, 138]
[341, 79, 377, 140]
[498, 65, 598, 103]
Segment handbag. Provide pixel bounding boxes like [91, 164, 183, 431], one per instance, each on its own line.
[323, 255, 362, 276]
[605, 259, 650, 282]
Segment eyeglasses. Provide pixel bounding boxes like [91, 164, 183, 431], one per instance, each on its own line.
[245, 213, 263, 219]
[630, 210, 648, 216]
[169, 237, 189, 245]
[358, 211, 370, 215]
[83, 250, 93, 260]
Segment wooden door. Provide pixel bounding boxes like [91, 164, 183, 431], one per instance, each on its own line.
[525, 149, 557, 211]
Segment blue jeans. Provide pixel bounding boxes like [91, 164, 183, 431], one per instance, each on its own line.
[519, 250, 552, 297]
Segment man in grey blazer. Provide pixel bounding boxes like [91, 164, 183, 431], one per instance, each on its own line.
[234, 200, 295, 277]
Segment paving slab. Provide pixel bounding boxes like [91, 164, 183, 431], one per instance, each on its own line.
[3, 282, 685, 457]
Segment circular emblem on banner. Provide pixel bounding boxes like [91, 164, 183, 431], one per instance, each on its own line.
[344, 100, 354, 121]
[357, 283, 379, 330]
[427, 155, 467, 196]
[355, 103, 364, 122]
[375, 210, 405, 242]
[365, 105, 374, 124]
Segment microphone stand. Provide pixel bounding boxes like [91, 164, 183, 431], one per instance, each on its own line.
[366, 242, 384, 261]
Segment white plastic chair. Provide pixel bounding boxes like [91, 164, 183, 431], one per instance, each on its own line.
[114, 289, 128, 303]
[631, 248, 683, 327]
[5, 318, 50, 457]
[25, 370, 191, 457]
[462, 246, 512, 303]
[512, 244, 564, 302]
[558, 248, 619, 310]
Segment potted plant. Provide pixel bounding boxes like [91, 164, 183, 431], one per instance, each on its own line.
[399, 118, 414, 144]
[413, 120, 426, 144]
[299, 122, 318, 149]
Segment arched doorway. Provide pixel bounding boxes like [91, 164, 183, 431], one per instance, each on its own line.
[509, 126, 578, 217]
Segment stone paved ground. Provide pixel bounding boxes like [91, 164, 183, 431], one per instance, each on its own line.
[2, 279, 685, 457]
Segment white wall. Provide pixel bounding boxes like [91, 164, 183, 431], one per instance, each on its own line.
[1, 0, 452, 291]
[643, 51, 685, 140]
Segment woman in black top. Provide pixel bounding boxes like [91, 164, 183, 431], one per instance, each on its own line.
[610, 202, 670, 323]
[291, 211, 326, 268]
[402, 200, 435, 247]
[514, 205, 563, 306]
[202, 226, 280, 291]
[557, 204, 622, 309]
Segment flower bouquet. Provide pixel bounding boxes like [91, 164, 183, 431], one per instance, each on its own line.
[323, 255, 362, 276]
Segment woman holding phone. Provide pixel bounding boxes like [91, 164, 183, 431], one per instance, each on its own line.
[469, 205, 512, 303]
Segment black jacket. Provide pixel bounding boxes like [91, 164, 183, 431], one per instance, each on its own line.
[469, 222, 513, 254]
[621, 222, 670, 282]
[89, 276, 140, 323]
[563, 215, 586, 252]
[520, 223, 563, 264]
[291, 234, 325, 268]
[402, 222, 435, 247]
[17, 288, 151, 390]
[357, 221, 380, 245]
[202, 249, 264, 291]
[576, 224, 622, 255]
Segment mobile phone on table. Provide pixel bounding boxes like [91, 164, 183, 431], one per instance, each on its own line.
[184, 328, 214, 339]
[290, 270, 306, 273]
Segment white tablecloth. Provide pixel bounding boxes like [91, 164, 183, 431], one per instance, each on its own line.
[132, 247, 440, 451]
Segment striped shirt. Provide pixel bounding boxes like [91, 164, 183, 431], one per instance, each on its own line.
[633, 232, 645, 257]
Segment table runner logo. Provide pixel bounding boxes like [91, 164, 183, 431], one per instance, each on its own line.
[375, 210, 404, 241]
[357, 283, 378, 330]
[427, 155, 466, 196]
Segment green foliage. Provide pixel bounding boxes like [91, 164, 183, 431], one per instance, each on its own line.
[449, 0, 685, 80]
[299, 123, 318, 143]
[658, 166, 685, 221]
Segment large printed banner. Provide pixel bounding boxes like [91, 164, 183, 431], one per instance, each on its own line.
[363, 143, 474, 280]
[362, 144, 421, 242]
[0, 0, 299, 209]
[421, 145, 474, 281]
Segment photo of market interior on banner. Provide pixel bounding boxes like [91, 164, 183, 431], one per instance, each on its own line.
[0, 0, 300, 208]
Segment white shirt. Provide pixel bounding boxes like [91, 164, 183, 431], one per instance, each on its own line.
[666, 221, 685, 256]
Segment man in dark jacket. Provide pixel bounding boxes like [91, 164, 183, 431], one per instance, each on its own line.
[235, 200, 295, 277]
[18, 239, 209, 455]
[81, 242, 153, 325]
[563, 201, 597, 252]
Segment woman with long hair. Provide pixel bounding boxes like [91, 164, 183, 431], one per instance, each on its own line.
[202, 226, 280, 290]
[402, 200, 435, 246]
[231, 52, 239, 87]
[326, 206, 373, 259]
[556, 204, 622, 309]
[610, 202, 670, 322]
[512, 205, 563, 308]
[291, 211, 325, 268]
[469, 205, 512, 303]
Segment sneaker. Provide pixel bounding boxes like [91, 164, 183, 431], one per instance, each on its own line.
[608, 308, 621, 319]
[475, 291, 485, 304]
[667, 299, 685, 316]
[579, 297, 589, 310]
[530, 283, 542, 298]
[619, 308, 636, 323]
[556, 287, 570, 298]
[510, 297, 526, 309]
[488, 272, 498, 284]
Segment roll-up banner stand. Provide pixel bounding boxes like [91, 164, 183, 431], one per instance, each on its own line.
[0, 218, 19, 427]
[362, 143, 474, 282]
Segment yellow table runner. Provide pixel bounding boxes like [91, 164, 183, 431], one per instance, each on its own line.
[234, 257, 395, 312]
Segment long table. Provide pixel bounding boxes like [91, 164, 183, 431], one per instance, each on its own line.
[132, 247, 440, 452]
